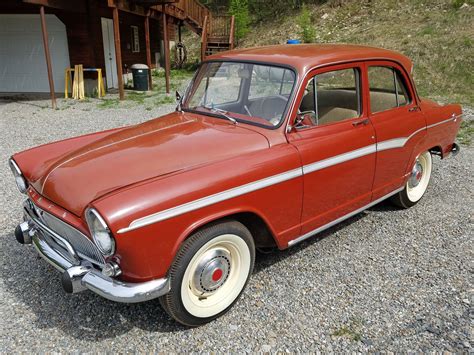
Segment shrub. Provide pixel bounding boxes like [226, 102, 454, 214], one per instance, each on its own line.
[298, 4, 316, 43]
[229, 0, 250, 41]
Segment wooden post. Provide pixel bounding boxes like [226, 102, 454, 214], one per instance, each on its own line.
[201, 15, 208, 62]
[162, 5, 170, 94]
[112, 6, 124, 100]
[39, 6, 57, 109]
[144, 15, 153, 90]
[229, 15, 235, 50]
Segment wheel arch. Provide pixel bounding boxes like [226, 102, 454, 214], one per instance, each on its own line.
[405, 137, 444, 177]
[173, 209, 281, 259]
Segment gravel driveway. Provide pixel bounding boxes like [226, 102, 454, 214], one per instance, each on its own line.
[0, 97, 472, 352]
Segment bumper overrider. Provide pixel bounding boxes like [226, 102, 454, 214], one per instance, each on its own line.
[15, 200, 170, 303]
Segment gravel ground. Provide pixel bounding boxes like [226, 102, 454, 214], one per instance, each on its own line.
[0, 97, 472, 352]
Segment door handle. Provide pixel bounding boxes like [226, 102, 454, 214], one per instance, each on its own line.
[352, 118, 369, 127]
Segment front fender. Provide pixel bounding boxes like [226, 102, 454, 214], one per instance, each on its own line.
[93, 143, 303, 282]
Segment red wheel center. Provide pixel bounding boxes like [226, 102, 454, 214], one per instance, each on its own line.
[416, 171, 423, 181]
[212, 268, 223, 282]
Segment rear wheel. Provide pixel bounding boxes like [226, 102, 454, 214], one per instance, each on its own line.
[391, 151, 432, 208]
[160, 221, 255, 326]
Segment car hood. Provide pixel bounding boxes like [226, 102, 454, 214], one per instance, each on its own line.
[29, 112, 269, 216]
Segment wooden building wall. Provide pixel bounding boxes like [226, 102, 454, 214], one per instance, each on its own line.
[0, 0, 175, 81]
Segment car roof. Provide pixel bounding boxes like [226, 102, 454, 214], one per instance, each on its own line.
[207, 44, 413, 76]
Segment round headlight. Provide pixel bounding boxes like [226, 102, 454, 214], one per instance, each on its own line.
[85, 208, 115, 256]
[9, 158, 27, 194]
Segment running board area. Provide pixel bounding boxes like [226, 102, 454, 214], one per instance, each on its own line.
[288, 187, 404, 246]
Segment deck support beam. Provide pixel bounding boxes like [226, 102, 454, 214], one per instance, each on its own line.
[162, 4, 170, 94]
[144, 15, 153, 90]
[112, 6, 125, 100]
[39, 6, 57, 109]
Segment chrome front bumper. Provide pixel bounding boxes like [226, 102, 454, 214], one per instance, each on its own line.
[17, 201, 170, 303]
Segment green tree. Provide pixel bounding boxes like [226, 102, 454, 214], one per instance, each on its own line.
[298, 4, 316, 43]
[229, 0, 250, 41]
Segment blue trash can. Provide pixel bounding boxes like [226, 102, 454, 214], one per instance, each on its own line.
[287, 39, 301, 44]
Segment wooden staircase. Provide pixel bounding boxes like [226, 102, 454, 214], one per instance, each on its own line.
[201, 15, 235, 59]
[149, 0, 235, 60]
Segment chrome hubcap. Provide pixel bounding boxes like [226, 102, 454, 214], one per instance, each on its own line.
[409, 160, 424, 188]
[192, 249, 231, 295]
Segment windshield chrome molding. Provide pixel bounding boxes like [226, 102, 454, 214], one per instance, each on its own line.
[185, 59, 299, 131]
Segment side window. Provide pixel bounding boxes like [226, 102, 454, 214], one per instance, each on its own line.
[368, 66, 410, 113]
[297, 68, 360, 128]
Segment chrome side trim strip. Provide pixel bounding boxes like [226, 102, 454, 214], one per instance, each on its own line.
[377, 114, 460, 152]
[377, 126, 426, 152]
[303, 144, 376, 174]
[117, 167, 303, 233]
[427, 114, 460, 129]
[287, 187, 404, 247]
[118, 113, 460, 233]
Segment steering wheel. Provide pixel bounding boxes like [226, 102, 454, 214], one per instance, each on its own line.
[258, 95, 289, 125]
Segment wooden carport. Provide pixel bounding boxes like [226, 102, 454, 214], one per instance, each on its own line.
[18, 0, 211, 107]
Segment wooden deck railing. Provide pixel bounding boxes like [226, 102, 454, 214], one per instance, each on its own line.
[166, 0, 210, 29]
[208, 15, 231, 39]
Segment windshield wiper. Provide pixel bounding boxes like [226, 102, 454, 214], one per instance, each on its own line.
[203, 106, 237, 124]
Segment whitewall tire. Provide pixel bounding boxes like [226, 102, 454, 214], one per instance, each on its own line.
[159, 221, 255, 326]
[391, 151, 433, 208]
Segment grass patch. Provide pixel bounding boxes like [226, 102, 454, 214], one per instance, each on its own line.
[152, 68, 195, 80]
[332, 318, 364, 342]
[97, 98, 120, 109]
[126, 91, 148, 104]
[458, 120, 473, 146]
[155, 95, 175, 105]
[333, 325, 362, 342]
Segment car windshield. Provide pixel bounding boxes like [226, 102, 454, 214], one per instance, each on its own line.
[183, 61, 296, 128]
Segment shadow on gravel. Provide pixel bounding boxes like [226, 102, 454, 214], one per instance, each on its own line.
[0, 203, 389, 340]
[253, 212, 365, 274]
[367, 199, 401, 212]
[0, 233, 186, 339]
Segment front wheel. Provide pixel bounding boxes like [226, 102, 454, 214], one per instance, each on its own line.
[160, 221, 255, 326]
[391, 151, 433, 208]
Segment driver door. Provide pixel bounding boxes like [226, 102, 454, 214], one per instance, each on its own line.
[287, 63, 377, 238]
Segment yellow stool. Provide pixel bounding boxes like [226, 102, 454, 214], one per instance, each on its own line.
[65, 67, 106, 98]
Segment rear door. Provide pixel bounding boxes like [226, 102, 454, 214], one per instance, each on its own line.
[287, 63, 376, 243]
[365, 62, 426, 200]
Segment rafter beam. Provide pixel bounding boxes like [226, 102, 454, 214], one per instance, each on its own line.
[23, 0, 85, 13]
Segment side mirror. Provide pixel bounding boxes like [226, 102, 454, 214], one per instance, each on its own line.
[176, 91, 182, 112]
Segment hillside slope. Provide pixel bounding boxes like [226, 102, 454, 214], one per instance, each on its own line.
[239, 0, 473, 106]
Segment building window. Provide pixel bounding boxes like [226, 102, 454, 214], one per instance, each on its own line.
[131, 26, 140, 53]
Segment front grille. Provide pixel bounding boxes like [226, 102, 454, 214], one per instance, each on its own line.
[30, 202, 105, 266]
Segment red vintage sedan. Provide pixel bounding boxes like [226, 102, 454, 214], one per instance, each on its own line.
[9, 44, 462, 326]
